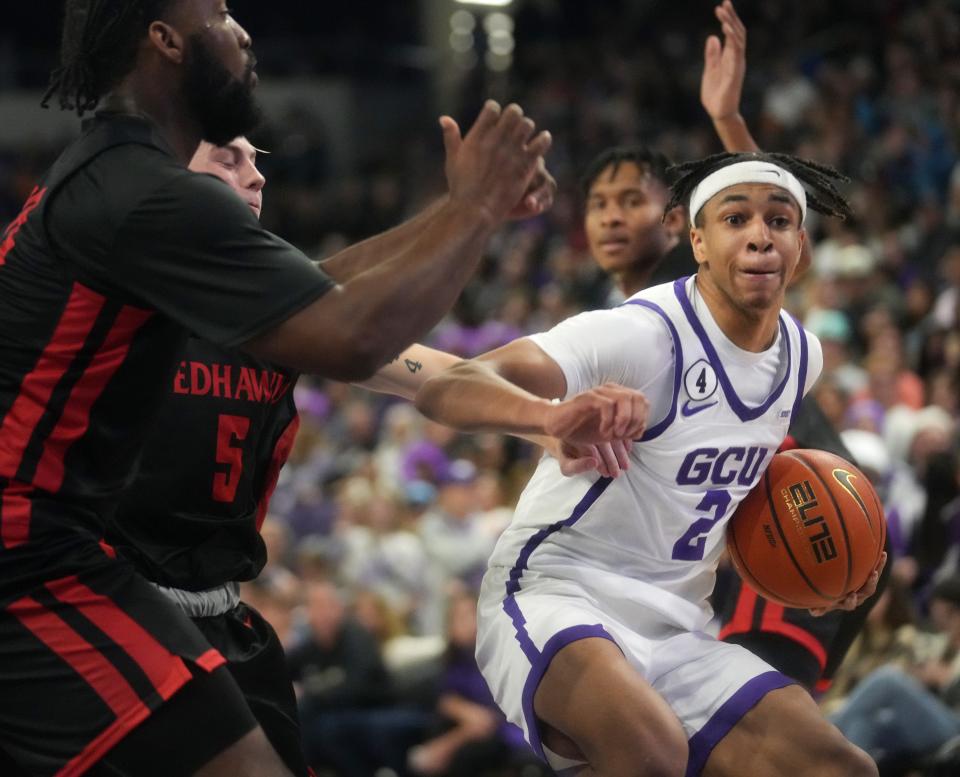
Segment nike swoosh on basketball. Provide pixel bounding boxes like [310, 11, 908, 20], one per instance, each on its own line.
[681, 400, 718, 417]
[832, 469, 869, 517]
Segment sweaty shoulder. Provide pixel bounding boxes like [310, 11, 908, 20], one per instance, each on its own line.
[528, 304, 675, 398]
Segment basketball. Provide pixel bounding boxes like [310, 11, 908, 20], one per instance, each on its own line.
[726, 449, 886, 610]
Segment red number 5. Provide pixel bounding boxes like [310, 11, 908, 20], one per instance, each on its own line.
[213, 414, 251, 503]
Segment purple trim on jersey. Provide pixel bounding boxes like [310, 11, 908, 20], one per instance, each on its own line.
[521, 623, 616, 760]
[787, 314, 809, 421]
[502, 477, 613, 665]
[684, 670, 795, 776]
[620, 299, 683, 441]
[672, 278, 791, 422]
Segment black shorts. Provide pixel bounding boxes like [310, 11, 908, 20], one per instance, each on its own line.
[191, 602, 309, 777]
[717, 547, 892, 692]
[0, 539, 257, 776]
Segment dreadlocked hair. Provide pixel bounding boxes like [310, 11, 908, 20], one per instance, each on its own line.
[42, 0, 175, 116]
[664, 151, 854, 225]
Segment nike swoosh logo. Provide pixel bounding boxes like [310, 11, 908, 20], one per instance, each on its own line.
[832, 468, 869, 517]
[681, 400, 718, 417]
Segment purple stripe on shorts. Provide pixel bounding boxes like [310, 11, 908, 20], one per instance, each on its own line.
[685, 670, 795, 777]
[500, 476, 614, 758]
[621, 298, 684, 441]
[502, 476, 613, 662]
[673, 277, 792, 422]
[521, 623, 617, 760]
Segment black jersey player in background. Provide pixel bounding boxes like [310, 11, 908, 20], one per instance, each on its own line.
[107, 134, 639, 777]
[0, 0, 628, 774]
[582, 0, 890, 694]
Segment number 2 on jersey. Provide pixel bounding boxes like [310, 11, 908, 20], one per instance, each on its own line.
[213, 414, 251, 503]
[671, 489, 731, 561]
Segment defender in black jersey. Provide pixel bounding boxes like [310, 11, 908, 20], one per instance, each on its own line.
[0, 2, 562, 774]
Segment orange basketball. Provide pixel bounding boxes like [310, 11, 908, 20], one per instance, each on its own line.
[726, 449, 886, 609]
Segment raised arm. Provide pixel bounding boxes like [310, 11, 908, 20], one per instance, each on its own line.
[317, 198, 448, 283]
[317, 118, 555, 285]
[243, 102, 552, 381]
[700, 1, 759, 153]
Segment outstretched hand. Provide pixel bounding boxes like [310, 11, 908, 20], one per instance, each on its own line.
[440, 106, 554, 223]
[700, 0, 747, 122]
[809, 552, 887, 617]
[544, 383, 649, 448]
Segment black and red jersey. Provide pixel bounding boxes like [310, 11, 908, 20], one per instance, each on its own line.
[107, 338, 300, 590]
[0, 113, 332, 603]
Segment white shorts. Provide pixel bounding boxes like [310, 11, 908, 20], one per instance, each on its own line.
[476, 566, 795, 775]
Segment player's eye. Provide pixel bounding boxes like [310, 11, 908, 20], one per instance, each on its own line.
[723, 213, 744, 225]
[769, 216, 791, 228]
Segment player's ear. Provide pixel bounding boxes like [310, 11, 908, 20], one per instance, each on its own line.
[147, 20, 187, 65]
[690, 224, 708, 267]
[663, 205, 687, 240]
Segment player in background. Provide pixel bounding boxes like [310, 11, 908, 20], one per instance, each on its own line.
[0, 1, 632, 774]
[697, 0, 891, 691]
[415, 153, 885, 776]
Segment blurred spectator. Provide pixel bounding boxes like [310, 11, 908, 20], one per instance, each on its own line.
[288, 580, 390, 774]
[407, 590, 545, 777]
[831, 576, 960, 769]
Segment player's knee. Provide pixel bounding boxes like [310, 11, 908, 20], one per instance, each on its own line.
[811, 736, 877, 777]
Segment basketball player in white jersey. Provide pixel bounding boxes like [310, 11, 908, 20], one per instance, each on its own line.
[415, 153, 886, 776]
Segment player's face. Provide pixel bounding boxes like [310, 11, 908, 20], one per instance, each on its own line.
[180, 2, 260, 146]
[691, 183, 805, 314]
[584, 162, 674, 275]
[189, 137, 265, 218]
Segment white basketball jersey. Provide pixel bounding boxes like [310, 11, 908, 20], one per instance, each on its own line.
[487, 276, 821, 631]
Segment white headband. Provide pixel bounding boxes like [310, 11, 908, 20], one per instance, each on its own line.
[688, 160, 807, 226]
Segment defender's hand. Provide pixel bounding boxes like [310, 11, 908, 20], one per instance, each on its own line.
[700, 0, 747, 122]
[544, 383, 648, 448]
[440, 102, 553, 225]
[557, 440, 632, 479]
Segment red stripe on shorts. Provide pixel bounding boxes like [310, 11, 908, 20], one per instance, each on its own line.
[32, 305, 154, 493]
[0, 284, 105, 480]
[195, 648, 227, 673]
[759, 603, 827, 671]
[45, 575, 191, 701]
[0, 483, 33, 549]
[7, 594, 145, 719]
[55, 701, 154, 777]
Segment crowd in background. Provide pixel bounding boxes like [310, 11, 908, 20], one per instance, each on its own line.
[5, 1, 960, 775]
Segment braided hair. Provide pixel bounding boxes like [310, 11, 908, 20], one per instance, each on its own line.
[665, 151, 853, 226]
[42, 0, 175, 116]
